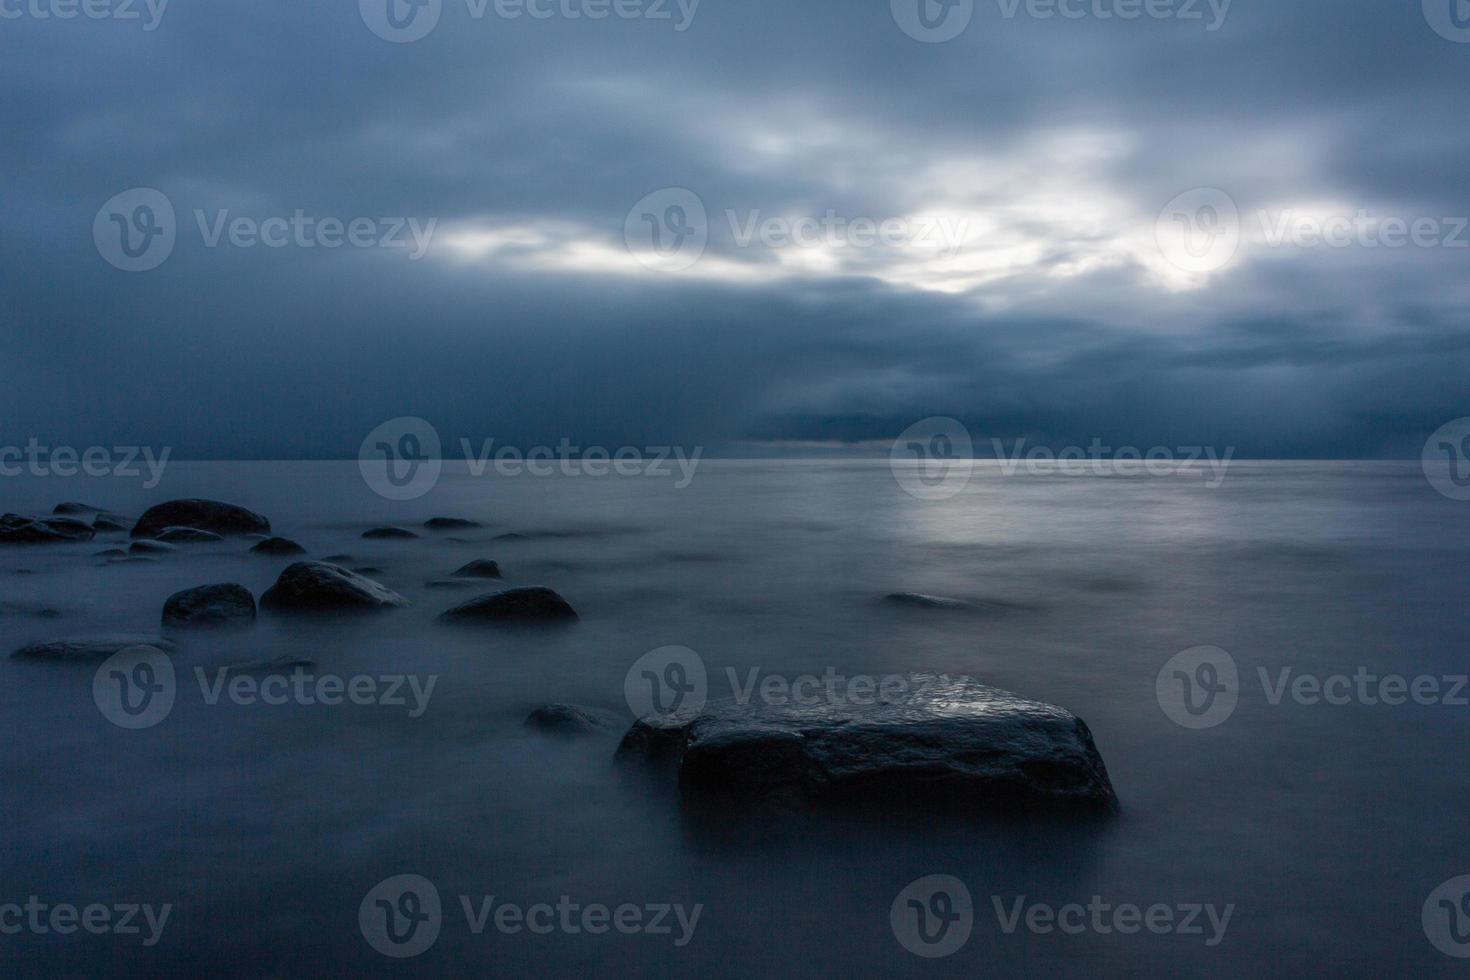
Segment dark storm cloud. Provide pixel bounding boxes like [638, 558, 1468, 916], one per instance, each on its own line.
[1, 0, 1466, 457]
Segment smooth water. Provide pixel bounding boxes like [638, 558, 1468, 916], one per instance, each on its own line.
[2, 460, 1468, 977]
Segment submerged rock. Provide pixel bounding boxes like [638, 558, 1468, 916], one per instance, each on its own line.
[437, 587, 578, 625]
[0, 514, 96, 545]
[12, 634, 177, 662]
[425, 517, 482, 530]
[162, 584, 257, 629]
[525, 703, 623, 737]
[883, 593, 975, 611]
[129, 540, 176, 556]
[53, 502, 104, 516]
[362, 526, 419, 540]
[260, 562, 406, 613]
[616, 674, 1118, 817]
[451, 559, 502, 580]
[250, 536, 307, 557]
[132, 499, 270, 539]
[157, 526, 225, 544]
[94, 548, 130, 561]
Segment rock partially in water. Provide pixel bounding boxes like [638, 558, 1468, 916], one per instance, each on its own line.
[616, 674, 1118, 817]
[425, 517, 482, 530]
[525, 703, 623, 737]
[363, 526, 418, 540]
[53, 502, 104, 516]
[162, 583, 257, 629]
[129, 540, 177, 556]
[451, 559, 502, 580]
[12, 634, 178, 662]
[260, 562, 406, 614]
[132, 499, 271, 539]
[250, 537, 307, 557]
[94, 548, 130, 561]
[157, 526, 225, 545]
[92, 514, 134, 533]
[0, 514, 97, 545]
[437, 587, 578, 625]
[883, 593, 975, 611]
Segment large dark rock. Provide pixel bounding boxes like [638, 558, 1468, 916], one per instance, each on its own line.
[451, 559, 502, 580]
[260, 562, 406, 614]
[525, 703, 623, 737]
[616, 674, 1117, 816]
[12, 635, 177, 662]
[362, 526, 418, 540]
[250, 537, 306, 557]
[132, 500, 270, 539]
[425, 517, 482, 530]
[162, 584, 257, 629]
[437, 587, 578, 625]
[0, 514, 96, 545]
[156, 526, 224, 544]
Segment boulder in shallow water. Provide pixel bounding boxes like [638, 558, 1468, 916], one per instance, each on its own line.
[525, 703, 623, 737]
[92, 514, 134, 532]
[162, 583, 257, 629]
[437, 587, 578, 625]
[362, 526, 419, 540]
[132, 499, 270, 539]
[260, 562, 406, 613]
[0, 514, 96, 545]
[53, 502, 104, 516]
[883, 593, 975, 611]
[250, 536, 307, 557]
[425, 517, 482, 530]
[94, 548, 129, 561]
[451, 559, 502, 580]
[615, 674, 1118, 816]
[12, 634, 177, 662]
[129, 540, 176, 556]
[157, 526, 224, 544]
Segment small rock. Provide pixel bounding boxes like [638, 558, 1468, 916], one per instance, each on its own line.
[425, 517, 482, 530]
[525, 703, 623, 737]
[437, 587, 578, 625]
[94, 549, 129, 561]
[362, 526, 419, 540]
[130, 540, 177, 556]
[451, 560, 502, 580]
[157, 527, 225, 544]
[883, 593, 974, 611]
[12, 635, 177, 662]
[162, 583, 257, 629]
[260, 562, 407, 614]
[132, 499, 271, 539]
[250, 537, 307, 557]
[53, 502, 104, 516]
[92, 514, 134, 532]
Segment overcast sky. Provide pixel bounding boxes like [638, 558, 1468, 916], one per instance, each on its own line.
[3, 0, 1468, 457]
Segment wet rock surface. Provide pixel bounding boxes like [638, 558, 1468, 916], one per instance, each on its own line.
[260, 562, 406, 613]
[132, 499, 270, 539]
[437, 587, 578, 625]
[162, 584, 257, 629]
